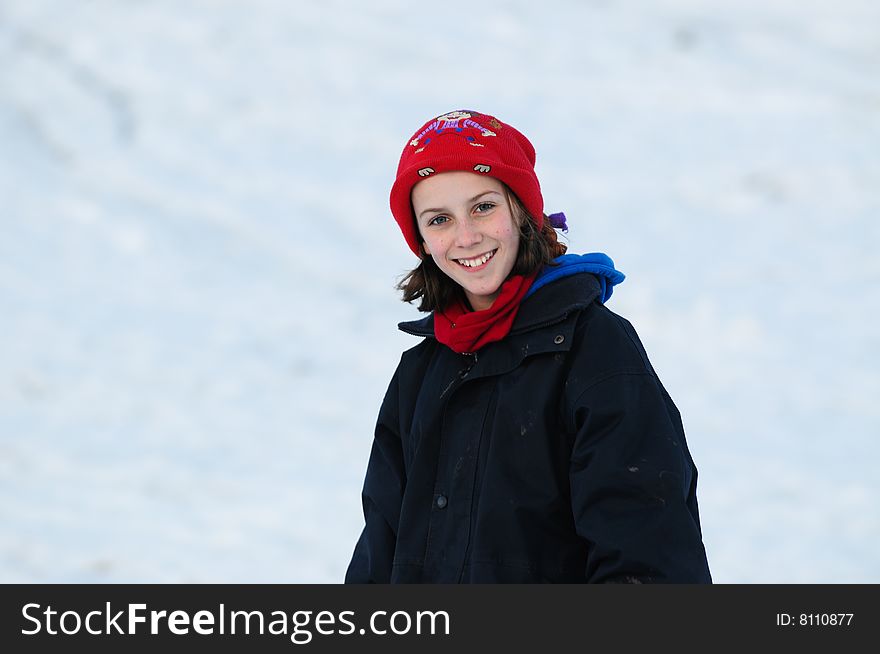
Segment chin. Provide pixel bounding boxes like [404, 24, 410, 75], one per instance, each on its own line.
[463, 282, 503, 306]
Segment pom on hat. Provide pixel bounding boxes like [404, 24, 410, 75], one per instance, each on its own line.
[390, 110, 544, 256]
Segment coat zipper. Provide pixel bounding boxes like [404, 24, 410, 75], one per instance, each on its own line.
[460, 352, 478, 378]
[439, 352, 478, 399]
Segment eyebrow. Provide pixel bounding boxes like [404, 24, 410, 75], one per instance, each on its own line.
[417, 191, 503, 220]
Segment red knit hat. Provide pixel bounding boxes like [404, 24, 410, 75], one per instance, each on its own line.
[390, 109, 544, 256]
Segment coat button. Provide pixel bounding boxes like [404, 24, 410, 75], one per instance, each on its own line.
[435, 494, 448, 509]
[554, 334, 565, 344]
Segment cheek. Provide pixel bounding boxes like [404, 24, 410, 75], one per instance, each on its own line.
[501, 227, 520, 259]
[494, 225, 517, 243]
[422, 236, 447, 259]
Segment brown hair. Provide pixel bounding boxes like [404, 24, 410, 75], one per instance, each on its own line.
[396, 185, 567, 312]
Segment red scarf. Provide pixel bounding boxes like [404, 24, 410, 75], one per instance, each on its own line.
[434, 274, 536, 354]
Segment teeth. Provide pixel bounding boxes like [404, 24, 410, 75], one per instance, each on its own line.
[457, 250, 496, 267]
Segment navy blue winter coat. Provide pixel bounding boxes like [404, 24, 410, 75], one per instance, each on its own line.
[345, 272, 711, 583]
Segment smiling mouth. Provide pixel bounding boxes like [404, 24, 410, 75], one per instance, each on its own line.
[455, 249, 497, 268]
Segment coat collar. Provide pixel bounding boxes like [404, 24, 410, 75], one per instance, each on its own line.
[398, 273, 603, 339]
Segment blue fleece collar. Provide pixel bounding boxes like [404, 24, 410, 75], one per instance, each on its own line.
[525, 253, 625, 303]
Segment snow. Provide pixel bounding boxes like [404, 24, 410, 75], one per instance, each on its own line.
[2, 0, 878, 583]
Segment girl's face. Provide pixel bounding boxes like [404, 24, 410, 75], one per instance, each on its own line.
[412, 171, 520, 311]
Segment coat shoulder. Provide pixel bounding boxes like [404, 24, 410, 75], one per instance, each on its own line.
[396, 334, 442, 389]
[567, 300, 660, 392]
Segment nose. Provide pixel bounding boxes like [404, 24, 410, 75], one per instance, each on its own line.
[453, 217, 481, 249]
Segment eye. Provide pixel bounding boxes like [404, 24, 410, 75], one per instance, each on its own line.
[427, 214, 449, 226]
[474, 202, 495, 214]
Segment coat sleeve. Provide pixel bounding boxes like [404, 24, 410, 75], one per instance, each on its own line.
[344, 365, 406, 583]
[567, 370, 712, 583]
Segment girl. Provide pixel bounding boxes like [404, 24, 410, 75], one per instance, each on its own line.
[345, 110, 712, 583]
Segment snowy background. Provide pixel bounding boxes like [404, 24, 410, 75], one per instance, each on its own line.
[2, 0, 878, 583]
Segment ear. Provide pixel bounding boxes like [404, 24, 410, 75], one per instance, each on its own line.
[422, 240, 432, 256]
